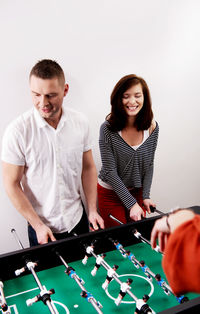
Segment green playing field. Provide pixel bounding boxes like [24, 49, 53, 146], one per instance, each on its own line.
[2, 242, 199, 313]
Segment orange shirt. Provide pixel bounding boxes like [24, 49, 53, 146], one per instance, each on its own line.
[162, 215, 200, 295]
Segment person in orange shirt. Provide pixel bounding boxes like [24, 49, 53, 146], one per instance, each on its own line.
[151, 208, 200, 295]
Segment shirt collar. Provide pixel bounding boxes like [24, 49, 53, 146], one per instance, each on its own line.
[33, 108, 47, 128]
[33, 107, 67, 129]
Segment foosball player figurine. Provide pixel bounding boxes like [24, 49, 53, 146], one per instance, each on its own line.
[0, 304, 9, 314]
[0, 303, 9, 314]
[139, 261, 152, 281]
[155, 274, 170, 296]
[0, 281, 10, 313]
[176, 295, 189, 304]
[113, 240, 127, 258]
[82, 243, 95, 265]
[65, 266, 85, 284]
[126, 250, 139, 269]
[115, 278, 133, 306]
[15, 261, 37, 276]
[134, 294, 152, 314]
[91, 253, 107, 276]
[26, 288, 55, 307]
[102, 264, 119, 290]
[81, 290, 103, 309]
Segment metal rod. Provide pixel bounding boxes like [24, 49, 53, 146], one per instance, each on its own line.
[11, 230, 58, 314]
[153, 208, 164, 215]
[46, 300, 59, 314]
[57, 253, 69, 269]
[133, 229, 162, 254]
[56, 252, 102, 313]
[0, 281, 6, 306]
[11, 229, 24, 249]
[108, 214, 162, 255]
[29, 266, 43, 291]
[149, 206, 164, 215]
[90, 248, 136, 300]
[29, 266, 58, 314]
[112, 235, 174, 297]
[108, 215, 162, 253]
[83, 241, 156, 312]
[0, 281, 10, 313]
[109, 214, 123, 225]
[89, 300, 103, 314]
[57, 252, 86, 290]
[134, 231, 151, 246]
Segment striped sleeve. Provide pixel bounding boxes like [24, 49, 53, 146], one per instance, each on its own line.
[142, 127, 159, 199]
[99, 123, 137, 209]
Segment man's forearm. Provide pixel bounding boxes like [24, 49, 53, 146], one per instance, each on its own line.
[82, 165, 98, 213]
[4, 182, 44, 229]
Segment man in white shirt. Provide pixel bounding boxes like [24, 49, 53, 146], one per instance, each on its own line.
[1, 59, 104, 246]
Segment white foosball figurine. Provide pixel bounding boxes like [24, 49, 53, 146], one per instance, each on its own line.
[82, 244, 94, 265]
[135, 295, 152, 313]
[102, 265, 119, 290]
[91, 253, 106, 276]
[115, 278, 133, 306]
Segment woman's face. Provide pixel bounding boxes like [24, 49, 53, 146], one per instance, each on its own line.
[122, 83, 144, 119]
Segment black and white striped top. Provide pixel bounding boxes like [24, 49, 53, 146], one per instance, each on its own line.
[98, 121, 159, 210]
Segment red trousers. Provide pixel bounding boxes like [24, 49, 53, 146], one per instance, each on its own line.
[97, 183, 145, 228]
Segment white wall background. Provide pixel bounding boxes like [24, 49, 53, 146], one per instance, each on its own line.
[0, 0, 200, 254]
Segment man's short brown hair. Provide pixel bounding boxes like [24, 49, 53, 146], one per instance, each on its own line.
[29, 59, 65, 85]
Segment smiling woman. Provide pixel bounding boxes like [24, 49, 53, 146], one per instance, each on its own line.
[122, 84, 144, 121]
[97, 74, 159, 228]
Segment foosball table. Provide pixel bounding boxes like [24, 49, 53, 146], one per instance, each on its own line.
[0, 208, 200, 314]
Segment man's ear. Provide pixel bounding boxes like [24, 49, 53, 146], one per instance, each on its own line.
[64, 84, 69, 96]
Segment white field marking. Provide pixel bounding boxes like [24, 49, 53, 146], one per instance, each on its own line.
[6, 287, 39, 299]
[52, 301, 70, 313]
[10, 304, 19, 314]
[105, 274, 154, 304]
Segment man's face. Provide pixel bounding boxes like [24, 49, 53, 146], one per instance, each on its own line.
[30, 75, 68, 125]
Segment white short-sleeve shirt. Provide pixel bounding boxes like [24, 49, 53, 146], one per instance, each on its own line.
[1, 106, 92, 233]
[96, 255, 103, 265]
[107, 268, 115, 278]
[120, 282, 131, 292]
[86, 246, 94, 254]
[136, 299, 146, 310]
